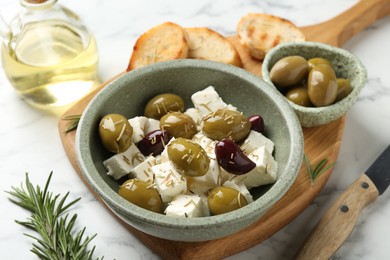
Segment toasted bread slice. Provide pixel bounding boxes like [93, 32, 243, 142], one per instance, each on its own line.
[237, 13, 305, 60]
[127, 22, 189, 71]
[185, 27, 242, 67]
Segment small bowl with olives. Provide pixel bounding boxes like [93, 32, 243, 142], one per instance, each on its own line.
[76, 59, 303, 242]
[262, 41, 367, 127]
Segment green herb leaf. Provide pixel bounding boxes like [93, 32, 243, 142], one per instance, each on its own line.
[6, 172, 103, 260]
[63, 114, 81, 134]
[304, 154, 336, 185]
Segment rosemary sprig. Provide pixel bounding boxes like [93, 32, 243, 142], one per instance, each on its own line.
[6, 172, 103, 260]
[63, 114, 81, 134]
[304, 154, 336, 185]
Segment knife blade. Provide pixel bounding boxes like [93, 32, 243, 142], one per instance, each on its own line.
[295, 145, 390, 260]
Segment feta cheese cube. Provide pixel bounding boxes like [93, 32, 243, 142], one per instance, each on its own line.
[191, 133, 213, 150]
[103, 143, 146, 180]
[196, 159, 221, 186]
[187, 178, 213, 195]
[159, 137, 176, 163]
[220, 168, 246, 184]
[145, 118, 160, 134]
[243, 146, 278, 189]
[240, 130, 274, 155]
[128, 116, 149, 143]
[204, 158, 222, 186]
[188, 158, 221, 194]
[165, 194, 206, 218]
[204, 140, 217, 160]
[185, 108, 202, 130]
[191, 86, 229, 116]
[160, 147, 169, 164]
[223, 180, 254, 203]
[199, 194, 210, 216]
[130, 156, 157, 183]
[154, 155, 162, 164]
[152, 161, 187, 203]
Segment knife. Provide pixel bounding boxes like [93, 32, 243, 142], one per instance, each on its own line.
[295, 145, 390, 260]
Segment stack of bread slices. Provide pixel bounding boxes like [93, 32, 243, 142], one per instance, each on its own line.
[127, 13, 305, 71]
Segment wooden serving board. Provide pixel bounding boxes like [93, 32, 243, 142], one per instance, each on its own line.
[58, 0, 390, 259]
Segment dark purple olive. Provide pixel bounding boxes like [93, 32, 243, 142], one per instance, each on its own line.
[248, 115, 264, 134]
[137, 130, 171, 156]
[215, 138, 256, 175]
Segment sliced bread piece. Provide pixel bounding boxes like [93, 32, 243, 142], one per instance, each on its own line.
[237, 13, 305, 60]
[127, 22, 189, 71]
[185, 27, 242, 67]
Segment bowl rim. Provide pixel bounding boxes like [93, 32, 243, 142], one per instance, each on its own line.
[76, 59, 304, 231]
[262, 41, 367, 121]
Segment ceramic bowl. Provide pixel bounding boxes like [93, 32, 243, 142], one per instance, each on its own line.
[76, 59, 303, 242]
[262, 41, 367, 127]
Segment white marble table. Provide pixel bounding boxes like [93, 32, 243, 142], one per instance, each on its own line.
[1, 0, 390, 259]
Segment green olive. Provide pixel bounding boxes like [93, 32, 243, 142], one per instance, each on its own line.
[285, 86, 312, 107]
[118, 179, 163, 213]
[336, 78, 353, 102]
[308, 57, 334, 70]
[270, 55, 309, 88]
[144, 93, 185, 119]
[308, 64, 338, 107]
[202, 109, 250, 142]
[208, 186, 247, 215]
[99, 114, 133, 153]
[160, 112, 197, 139]
[167, 138, 210, 177]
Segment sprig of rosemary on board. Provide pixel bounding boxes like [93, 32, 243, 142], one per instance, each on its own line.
[304, 155, 336, 185]
[6, 172, 103, 260]
[63, 114, 81, 134]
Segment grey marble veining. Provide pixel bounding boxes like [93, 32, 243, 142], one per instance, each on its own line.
[1, 0, 390, 259]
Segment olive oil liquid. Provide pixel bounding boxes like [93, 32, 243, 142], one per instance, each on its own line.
[2, 20, 100, 115]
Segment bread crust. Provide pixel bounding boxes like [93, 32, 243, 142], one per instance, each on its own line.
[237, 13, 305, 60]
[127, 22, 189, 71]
[185, 27, 242, 67]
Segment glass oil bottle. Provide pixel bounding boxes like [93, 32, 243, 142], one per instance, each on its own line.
[0, 0, 100, 115]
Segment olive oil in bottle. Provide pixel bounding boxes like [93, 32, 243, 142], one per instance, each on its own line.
[1, 0, 100, 115]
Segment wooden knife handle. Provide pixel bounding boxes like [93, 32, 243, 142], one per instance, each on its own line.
[295, 174, 379, 260]
[301, 0, 390, 46]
